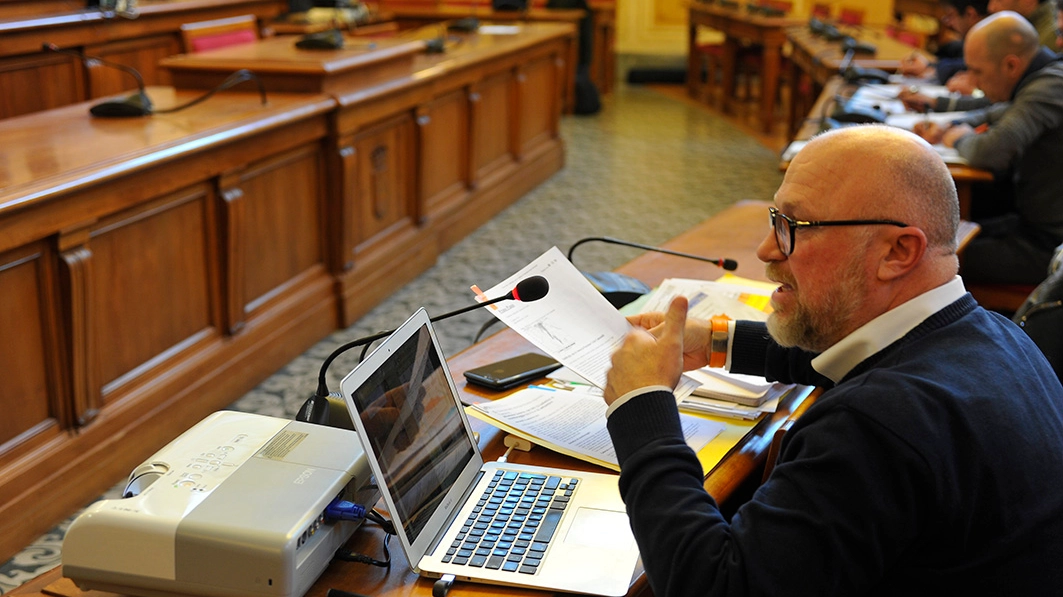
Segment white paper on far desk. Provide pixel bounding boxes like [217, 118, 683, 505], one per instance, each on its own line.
[640, 278, 772, 322]
[476, 246, 699, 397]
[469, 386, 724, 469]
[884, 111, 970, 165]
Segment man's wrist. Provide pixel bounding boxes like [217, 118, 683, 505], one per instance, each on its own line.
[606, 385, 673, 418]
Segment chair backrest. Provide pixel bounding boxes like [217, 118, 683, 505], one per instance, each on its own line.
[838, 6, 864, 25]
[1013, 243, 1063, 380]
[180, 14, 260, 53]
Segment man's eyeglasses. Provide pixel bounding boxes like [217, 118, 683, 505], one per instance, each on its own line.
[769, 206, 910, 256]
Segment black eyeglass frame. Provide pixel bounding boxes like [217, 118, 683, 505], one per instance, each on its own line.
[769, 206, 910, 256]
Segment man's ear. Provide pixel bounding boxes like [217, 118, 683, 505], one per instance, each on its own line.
[1001, 54, 1024, 79]
[878, 227, 926, 281]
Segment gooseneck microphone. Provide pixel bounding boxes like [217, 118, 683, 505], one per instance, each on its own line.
[44, 43, 152, 117]
[567, 236, 738, 271]
[297, 276, 550, 426]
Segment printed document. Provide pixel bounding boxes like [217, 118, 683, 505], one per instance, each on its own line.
[475, 246, 699, 396]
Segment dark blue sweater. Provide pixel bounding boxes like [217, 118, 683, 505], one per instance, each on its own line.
[607, 294, 1063, 596]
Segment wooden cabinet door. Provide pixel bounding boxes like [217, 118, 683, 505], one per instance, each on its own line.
[516, 52, 562, 157]
[416, 89, 470, 222]
[82, 184, 221, 403]
[469, 70, 517, 188]
[339, 112, 418, 264]
[85, 35, 181, 97]
[0, 242, 65, 464]
[218, 144, 327, 333]
[0, 53, 84, 119]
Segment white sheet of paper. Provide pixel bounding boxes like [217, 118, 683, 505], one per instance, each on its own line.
[477, 247, 699, 397]
[640, 278, 771, 322]
[471, 387, 724, 466]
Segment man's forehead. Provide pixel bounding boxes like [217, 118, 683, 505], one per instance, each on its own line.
[778, 142, 864, 213]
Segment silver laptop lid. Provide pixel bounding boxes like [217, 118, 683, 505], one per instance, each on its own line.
[340, 308, 485, 568]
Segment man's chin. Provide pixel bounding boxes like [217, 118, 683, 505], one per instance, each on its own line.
[765, 313, 795, 347]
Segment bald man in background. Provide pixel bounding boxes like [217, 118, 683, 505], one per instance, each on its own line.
[604, 125, 1063, 597]
[914, 11, 1063, 285]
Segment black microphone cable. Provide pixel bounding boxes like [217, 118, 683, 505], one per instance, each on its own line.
[153, 69, 269, 114]
[298, 276, 550, 425]
[566, 236, 738, 271]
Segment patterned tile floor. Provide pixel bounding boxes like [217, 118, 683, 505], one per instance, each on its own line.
[0, 81, 785, 595]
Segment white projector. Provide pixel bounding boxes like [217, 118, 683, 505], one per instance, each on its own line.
[63, 411, 377, 597]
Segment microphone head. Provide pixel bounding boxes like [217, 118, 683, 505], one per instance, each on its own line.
[722, 259, 739, 271]
[511, 275, 549, 302]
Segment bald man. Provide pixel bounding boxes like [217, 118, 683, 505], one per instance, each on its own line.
[914, 11, 1063, 285]
[604, 126, 1063, 596]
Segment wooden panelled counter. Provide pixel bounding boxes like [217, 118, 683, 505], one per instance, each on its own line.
[0, 22, 574, 563]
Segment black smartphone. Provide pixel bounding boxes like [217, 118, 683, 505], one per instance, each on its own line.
[463, 352, 561, 391]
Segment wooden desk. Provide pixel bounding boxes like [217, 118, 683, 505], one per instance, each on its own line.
[0, 0, 290, 120]
[379, 3, 616, 96]
[0, 25, 572, 564]
[10, 200, 817, 597]
[786, 24, 930, 138]
[788, 76, 994, 220]
[687, 2, 800, 134]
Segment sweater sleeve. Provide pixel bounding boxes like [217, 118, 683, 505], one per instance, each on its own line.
[955, 76, 1063, 172]
[607, 387, 932, 597]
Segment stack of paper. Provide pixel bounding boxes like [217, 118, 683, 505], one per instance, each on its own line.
[466, 385, 725, 472]
[686, 368, 787, 406]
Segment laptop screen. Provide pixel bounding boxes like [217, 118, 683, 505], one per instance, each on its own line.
[345, 321, 476, 543]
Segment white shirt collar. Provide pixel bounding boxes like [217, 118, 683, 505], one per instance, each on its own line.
[811, 276, 967, 383]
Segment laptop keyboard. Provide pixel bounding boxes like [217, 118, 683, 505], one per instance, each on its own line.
[442, 470, 578, 574]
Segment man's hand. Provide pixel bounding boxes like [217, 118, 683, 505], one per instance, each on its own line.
[899, 52, 931, 77]
[912, 120, 947, 145]
[604, 296, 688, 405]
[941, 123, 975, 148]
[626, 299, 714, 371]
[945, 71, 978, 95]
[898, 88, 933, 112]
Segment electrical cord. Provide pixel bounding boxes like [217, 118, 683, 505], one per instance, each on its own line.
[330, 506, 395, 569]
[154, 69, 268, 114]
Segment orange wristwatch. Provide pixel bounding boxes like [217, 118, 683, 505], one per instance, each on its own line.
[709, 314, 731, 369]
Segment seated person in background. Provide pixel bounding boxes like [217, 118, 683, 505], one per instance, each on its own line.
[989, 0, 1059, 47]
[899, 0, 989, 89]
[1058, 0, 1063, 48]
[899, 0, 991, 110]
[603, 124, 1063, 597]
[913, 11, 1063, 285]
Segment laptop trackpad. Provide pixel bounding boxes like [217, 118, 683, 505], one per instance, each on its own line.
[563, 507, 636, 550]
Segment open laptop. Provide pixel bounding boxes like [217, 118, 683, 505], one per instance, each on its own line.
[339, 308, 641, 597]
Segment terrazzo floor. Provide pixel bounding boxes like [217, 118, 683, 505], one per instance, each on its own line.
[0, 81, 786, 595]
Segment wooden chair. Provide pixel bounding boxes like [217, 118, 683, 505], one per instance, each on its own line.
[968, 284, 1038, 314]
[693, 40, 725, 103]
[180, 14, 260, 53]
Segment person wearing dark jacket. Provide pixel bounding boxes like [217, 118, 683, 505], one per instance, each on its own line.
[603, 125, 1063, 597]
[914, 11, 1063, 284]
